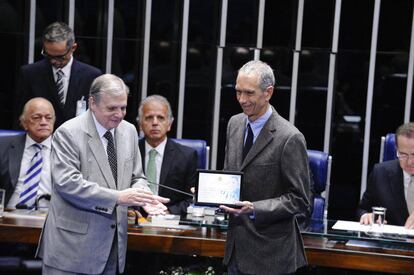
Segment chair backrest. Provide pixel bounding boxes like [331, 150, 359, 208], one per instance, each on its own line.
[307, 149, 332, 221]
[379, 133, 397, 162]
[0, 129, 25, 137]
[172, 138, 209, 169]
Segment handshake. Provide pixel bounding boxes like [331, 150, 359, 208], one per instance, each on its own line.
[117, 188, 170, 215]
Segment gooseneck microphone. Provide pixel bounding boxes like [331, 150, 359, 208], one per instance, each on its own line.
[147, 181, 194, 197]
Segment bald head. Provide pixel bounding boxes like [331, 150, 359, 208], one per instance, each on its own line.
[20, 98, 55, 143]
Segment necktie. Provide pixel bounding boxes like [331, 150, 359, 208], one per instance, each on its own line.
[104, 131, 117, 185]
[242, 124, 253, 160]
[56, 69, 65, 107]
[18, 144, 42, 209]
[407, 176, 414, 214]
[146, 149, 158, 194]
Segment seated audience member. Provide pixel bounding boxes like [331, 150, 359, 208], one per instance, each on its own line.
[137, 95, 197, 215]
[358, 122, 414, 229]
[0, 97, 55, 209]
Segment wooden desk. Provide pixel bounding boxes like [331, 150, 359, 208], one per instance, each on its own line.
[1, 216, 414, 274]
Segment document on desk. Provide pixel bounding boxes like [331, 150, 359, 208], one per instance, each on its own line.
[332, 220, 414, 236]
[3, 210, 46, 220]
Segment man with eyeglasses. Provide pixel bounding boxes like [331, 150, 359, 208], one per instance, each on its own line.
[15, 21, 102, 129]
[0, 97, 55, 210]
[358, 122, 414, 229]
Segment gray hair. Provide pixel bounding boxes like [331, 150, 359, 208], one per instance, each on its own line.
[89, 74, 129, 103]
[42, 22, 75, 49]
[396, 122, 414, 146]
[238, 60, 275, 91]
[19, 97, 55, 125]
[137, 95, 174, 123]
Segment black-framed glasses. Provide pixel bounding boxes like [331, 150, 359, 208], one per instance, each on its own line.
[41, 47, 71, 61]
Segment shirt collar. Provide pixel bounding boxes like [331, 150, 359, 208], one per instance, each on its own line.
[25, 134, 52, 150]
[52, 55, 73, 76]
[92, 113, 115, 138]
[145, 138, 167, 158]
[245, 105, 272, 136]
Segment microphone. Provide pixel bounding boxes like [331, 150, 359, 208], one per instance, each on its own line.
[147, 181, 194, 198]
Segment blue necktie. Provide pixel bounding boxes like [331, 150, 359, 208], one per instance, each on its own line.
[18, 144, 42, 208]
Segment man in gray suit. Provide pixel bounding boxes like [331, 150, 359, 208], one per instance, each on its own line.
[220, 60, 311, 275]
[37, 74, 169, 274]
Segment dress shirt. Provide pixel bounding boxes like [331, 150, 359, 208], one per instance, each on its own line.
[403, 170, 412, 202]
[92, 113, 115, 155]
[7, 135, 52, 209]
[52, 56, 73, 104]
[144, 138, 167, 191]
[244, 105, 272, 144]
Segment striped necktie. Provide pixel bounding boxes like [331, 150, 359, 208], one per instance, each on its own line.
[146, 149, 158, 194]
[56, 69, 65, 107]
[104, 131, 117, 185]
[18, 144, 42, 209]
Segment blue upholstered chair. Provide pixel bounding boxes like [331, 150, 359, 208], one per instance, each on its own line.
[307, 149, 332, 222]
[171, 138, 210, 169]
[0, 129, 25, 137]
[379, 133, 397, 162]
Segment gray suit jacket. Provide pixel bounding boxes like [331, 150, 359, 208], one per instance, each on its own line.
[223, 107, 311, 275]
[36, 110, 149, 274]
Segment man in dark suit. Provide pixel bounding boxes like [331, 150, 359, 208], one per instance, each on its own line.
[358, 122, 414, 229]
[15, 22, 102, 128]
[220, 60, 311, 275]
[0, 97, 55, 209]
[137, 95, 197, 215]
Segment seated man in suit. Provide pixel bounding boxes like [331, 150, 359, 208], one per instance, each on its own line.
[15, 21, 102, 128]
[0, 97, 55, 209]
[137, 95, 197, 215]
[358, 122, 414, 229]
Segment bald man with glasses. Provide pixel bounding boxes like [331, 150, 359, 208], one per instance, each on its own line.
[15, 21, 102, 129]
[358, 122, 414, 229]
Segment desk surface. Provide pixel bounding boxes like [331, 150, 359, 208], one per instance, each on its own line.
[1, 215, 414, 274]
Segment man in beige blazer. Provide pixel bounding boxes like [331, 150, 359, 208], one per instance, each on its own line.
[220, 61, 311, 275]
[37, 74, 169, 274]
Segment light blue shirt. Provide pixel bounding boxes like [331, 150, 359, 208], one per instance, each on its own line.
[244, 105, 272, 145]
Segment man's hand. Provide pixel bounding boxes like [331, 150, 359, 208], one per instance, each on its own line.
[405, 213, 414, 229]
[117, 188, 157, 206]
[360, 213, 372, 225]
[219, 201, 254, 216]
[143, 195, 170, 215]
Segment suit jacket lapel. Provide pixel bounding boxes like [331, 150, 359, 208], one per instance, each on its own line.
[159, 139, 175, 187]
[115, 127, 127, 190]
[389, 163, 409, 217]
[43, 61, 62, 110]
[139, 139, 146, 171]
[9, 135, 26, 187]
[241, 109, 276, 170]
[65, 60, 81, 114]
[86, 111, 117, 190]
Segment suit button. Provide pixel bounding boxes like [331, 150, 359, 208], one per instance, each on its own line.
[111, 224, 116, 229]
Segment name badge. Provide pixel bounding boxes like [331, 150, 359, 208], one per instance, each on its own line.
[76, 96, 87, 116]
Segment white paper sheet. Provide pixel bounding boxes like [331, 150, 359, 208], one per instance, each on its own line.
[332, 220, 414, 236]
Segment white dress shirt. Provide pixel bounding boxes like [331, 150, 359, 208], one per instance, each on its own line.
[7, 135, 52, 209]
[52, 56, 73, 104]
[144, 138, 167, 193]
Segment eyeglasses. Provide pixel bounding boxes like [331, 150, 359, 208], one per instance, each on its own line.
[41, 47, 71, 62]
[397, 152, 414, 161]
